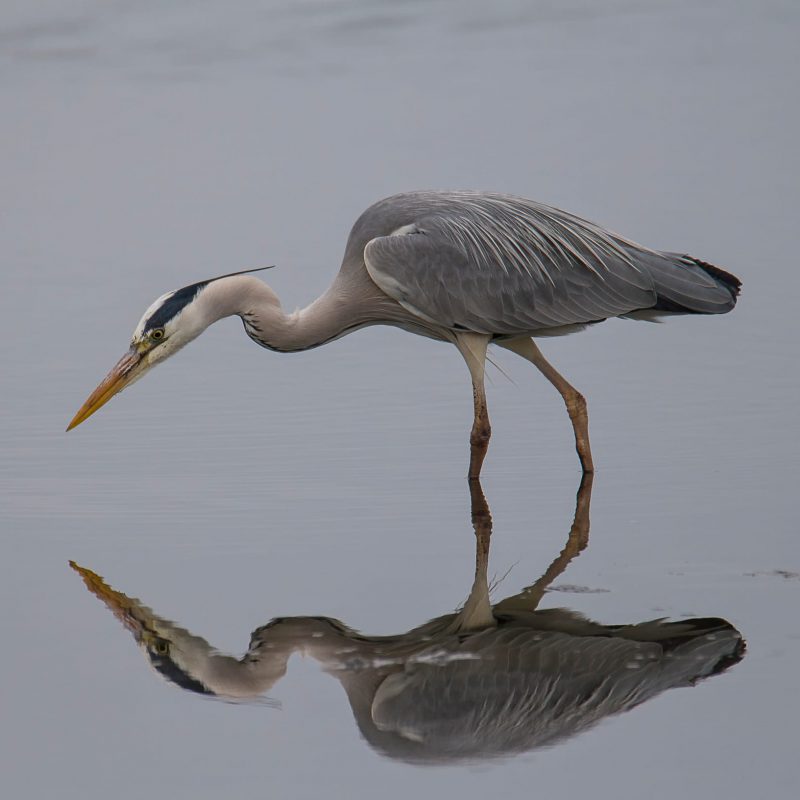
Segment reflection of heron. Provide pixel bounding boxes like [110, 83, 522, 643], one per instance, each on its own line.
[71, 475, 744, 764]
[67, 191, 740, 476]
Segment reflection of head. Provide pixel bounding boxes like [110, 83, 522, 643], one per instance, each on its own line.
[145, 638, 215, 696]
[135, 628, 290, 699]
[70, 563, 290, 700]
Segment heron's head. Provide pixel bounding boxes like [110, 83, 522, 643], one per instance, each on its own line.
[67, 267, 271, 431]
[66, 281, 208, 430]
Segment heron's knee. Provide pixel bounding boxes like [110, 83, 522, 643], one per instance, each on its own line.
[565, 391, 587, 420]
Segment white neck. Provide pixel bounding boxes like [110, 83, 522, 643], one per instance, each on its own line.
[193, 274, 379, 353]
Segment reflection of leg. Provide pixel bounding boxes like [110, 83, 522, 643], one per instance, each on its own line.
[499, 337, 594, 473]
[452, 477, 495, 632]
[469, 476, 492, 574]
[455, 333, 492, 480]
[493, 471, 594, 614]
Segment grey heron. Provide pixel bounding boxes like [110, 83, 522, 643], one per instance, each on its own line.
[70, 476, 745, 763]
[67, 191, 741, 476]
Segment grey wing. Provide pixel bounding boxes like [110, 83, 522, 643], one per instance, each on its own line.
[368, 626, 742, 759]
[363, 199, 657, 335]
[370, 631, 659, 748]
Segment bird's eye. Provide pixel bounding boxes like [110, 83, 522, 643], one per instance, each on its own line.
[150, 328, 165, 341]
[153, 639, 170, 655]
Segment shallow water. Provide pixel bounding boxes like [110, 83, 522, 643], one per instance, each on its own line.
[1, 1, 798, 797]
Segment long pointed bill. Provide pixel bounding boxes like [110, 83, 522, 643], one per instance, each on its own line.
[69, 561, 147, 638]
[66, 349, 143, 431]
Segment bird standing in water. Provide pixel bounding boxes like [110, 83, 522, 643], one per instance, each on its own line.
[67, 191, 740, 476]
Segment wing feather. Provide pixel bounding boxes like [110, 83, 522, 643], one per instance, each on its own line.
[363, 193, 657, 335]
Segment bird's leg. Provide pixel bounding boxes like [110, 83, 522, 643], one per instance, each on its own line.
[449, 477, 495, 632]
[493, 470, 594, 614]
[499, 337, 595, 473]
[455, 333, 492, 480]
[469, 383, 491, 479]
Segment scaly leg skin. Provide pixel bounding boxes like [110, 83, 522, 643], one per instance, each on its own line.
[455, 333, 492, 480]
[500, 337, 595, 473]
[469, 383, 491, 480]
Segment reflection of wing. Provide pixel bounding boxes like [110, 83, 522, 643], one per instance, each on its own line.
[362, 192, 736, 335]
[348, 616, 744, 764]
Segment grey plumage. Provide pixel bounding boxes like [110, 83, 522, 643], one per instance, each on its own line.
[68, 189, 741, 475]
[353, 613, 743, 763]
[357, 191, 739, 335]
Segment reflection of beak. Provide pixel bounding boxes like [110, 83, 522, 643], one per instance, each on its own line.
[69, 561, 147, 639]
[66, 349, 143, 431]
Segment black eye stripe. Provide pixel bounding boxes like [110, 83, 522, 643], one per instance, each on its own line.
[141, 267, 271, 333]
[143, 281, 210, 330]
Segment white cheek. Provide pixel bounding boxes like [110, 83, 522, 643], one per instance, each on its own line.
[148, 330, 197, 367]
[174, 302, 207, 338]
[149, 341, 176, 365]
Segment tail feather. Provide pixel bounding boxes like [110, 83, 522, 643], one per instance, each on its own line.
[685, 256, 742, 299]
[610, 616, 746, 678]
[632, 249, 741, 315]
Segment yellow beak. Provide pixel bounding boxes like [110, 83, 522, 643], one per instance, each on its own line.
[70, 561, 149, 638]
[66, 349, 143, 431]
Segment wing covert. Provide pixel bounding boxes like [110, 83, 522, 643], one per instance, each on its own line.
[363, 198, 658, 335]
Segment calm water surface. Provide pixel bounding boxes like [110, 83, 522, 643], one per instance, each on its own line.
[1, 1, 798, 798]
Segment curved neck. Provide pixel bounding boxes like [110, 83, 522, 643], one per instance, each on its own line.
[196, 274, 373, 353]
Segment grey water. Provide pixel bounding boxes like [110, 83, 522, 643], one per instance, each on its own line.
[1, 0, 797, 797]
